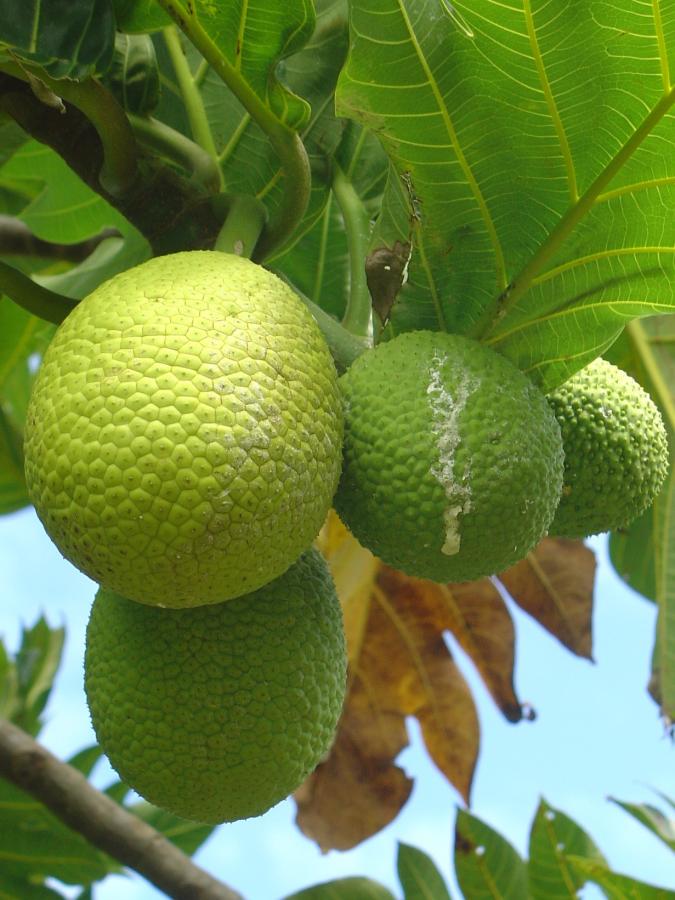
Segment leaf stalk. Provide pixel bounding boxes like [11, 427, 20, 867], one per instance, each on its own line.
[331, 164, 373, 340]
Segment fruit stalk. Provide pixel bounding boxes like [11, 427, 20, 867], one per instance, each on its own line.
[0, 260, 77, 324]
[0, 718, 243, 900]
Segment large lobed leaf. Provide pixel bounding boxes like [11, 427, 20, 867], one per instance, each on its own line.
[337, 0, 675, 390]
[606, 315, 675, 720]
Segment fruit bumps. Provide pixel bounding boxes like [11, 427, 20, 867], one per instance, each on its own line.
[547, 358, 669, 538]
[24, 251, 343, 607]
[84, 548, 347, 823]
[335, 331, 564, 582]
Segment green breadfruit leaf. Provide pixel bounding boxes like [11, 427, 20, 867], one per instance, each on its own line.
[128, 801, 215, 856]
[336, 0, 675, 390]
[66, 745, 105, 778]
[609, 797, 675, 854]
[605, 315, 675, 719]
[104, 33, 160, 115]
[0, 0, 116, 79]
[454, 809, 529, 900]
[0, 871, 67, 899]
[0, 778, 117, 886]
[151, 1, 349, 257]
[0, 299, 56, 435]
[528, 798, 606, 900]
[274, 122, 387, 316]
[12, 618, 65, 736]
[0, 407, 29, 515]
[159, 0, 315, 129]
[566, 857, 674, 899]
[282, 877, 397, 899]
[397, 841, 452, 900]
[114, 0, 172, 33]
[0, 141, 139, 244]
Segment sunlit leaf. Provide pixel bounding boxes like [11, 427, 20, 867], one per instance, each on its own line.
[337, 1, 675, 389]
[0, 0, 115, 79]
[397, 842, 452, 900]
[528, 798, 606, 900]
[454, 809, 528, 900]
[566, 857, 673, 900]
[499, 539, 596, 659]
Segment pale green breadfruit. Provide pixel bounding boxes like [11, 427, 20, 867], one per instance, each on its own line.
[334, 331, 564, 582]
[547, 358, 669, 539]
[84, 547, 346, 824]
[24, 251, 343, 607]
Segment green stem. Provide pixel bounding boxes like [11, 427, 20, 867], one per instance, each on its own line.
[157, 0, 311, 261]
[331, 164, 373, 339]
[162, 25, 221, 174]
[482, 84, 675, 338]
[626, 319, 675, 431]
[213, 195, 268, 259]
[0, 261, 77, 324]
[128, 114, 220, 193]
[0, 61, 138, 196]
[294, 286, 369, 373]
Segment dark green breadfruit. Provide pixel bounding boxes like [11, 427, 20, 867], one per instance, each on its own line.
[84, 548, 346, 824]
[547, 358, 669, 538]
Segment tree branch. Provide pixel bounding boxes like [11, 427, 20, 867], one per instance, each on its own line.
[0, 73, 224, 256]
[0, 718, 243, 900]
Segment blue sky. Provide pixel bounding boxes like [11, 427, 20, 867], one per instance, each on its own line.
[1, 507, 673, 899]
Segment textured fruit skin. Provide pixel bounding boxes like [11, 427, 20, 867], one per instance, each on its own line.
[334, 331, 564, 582]
[84, 547, 346, 824]
[24, 251, 343, 607]
[547, 358, 669, 539]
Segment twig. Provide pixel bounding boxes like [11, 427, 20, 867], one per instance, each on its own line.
[0, 719, 243, 900]
[0, 216, 119, 261]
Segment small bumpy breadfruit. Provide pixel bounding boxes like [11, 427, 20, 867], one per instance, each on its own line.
[23, 251, 343, 607]
[84, 548, 346, 824]
[546, 358, 669, 539]
[334, 330, 564, 582]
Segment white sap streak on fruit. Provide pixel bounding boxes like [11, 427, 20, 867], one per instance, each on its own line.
[427, 353, 474, 556]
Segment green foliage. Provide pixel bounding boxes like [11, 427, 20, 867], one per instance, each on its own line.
[0, 0, 115, 79]
[0, 620, 217, 897]
[397, 842, 451, 900]
[0, 0, 674, 895]
[336, 1, 675, 391]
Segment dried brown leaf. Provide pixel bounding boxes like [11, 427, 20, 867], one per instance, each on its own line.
[499, 537, 596, 659]
[420, 578, 523, 722]
[298, 515, 481, 850]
